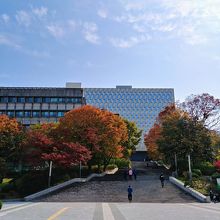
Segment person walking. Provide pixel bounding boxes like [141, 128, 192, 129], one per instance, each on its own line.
[128, 168, 133, 180]
[209, 189, 214, 202]
[127, 185, 133, 202]
[159, 173, 165, 188]
[133, 169, 137, 180]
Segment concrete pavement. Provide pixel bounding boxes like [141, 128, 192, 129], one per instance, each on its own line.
[1, 202, 220, 220]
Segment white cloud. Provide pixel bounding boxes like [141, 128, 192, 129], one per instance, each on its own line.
[110, 34, 151, 48]
[15, 10, 31, 26]
[32, 7, 48, 18]
[46, 24, 65, 39]
[125, 2, 146, 11]
[133, 24, 146, 33]
[83, 22, 100, 44]
[177, 25, 207, 45]
[0, 34, 21, 49]
[97, 8, 108, 18]
[1, 14, 10, 23]
[68, 19, 77, 31]
[162, 1, 195, 17]
[152, 24, 176, 32]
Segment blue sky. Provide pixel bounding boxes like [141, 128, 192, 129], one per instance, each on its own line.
[0, 0, 220, 101]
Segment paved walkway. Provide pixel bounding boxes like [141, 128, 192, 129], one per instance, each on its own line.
[1, 202, 220, 220]
[40, 162, 196, 203]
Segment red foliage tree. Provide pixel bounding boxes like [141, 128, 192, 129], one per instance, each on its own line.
[25, 129, 91, 168]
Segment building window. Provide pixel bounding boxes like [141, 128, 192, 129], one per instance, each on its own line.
[57, 98, 65, 103]
[50, 98, 58, 103]
[49, 111, 57, 117]
[67, 97, 81, 103]
[0, 111, 6, 115]
[25, 97, 33, 103]
[8, 97, 16, 103]
[0, 97, 8, 103]
[42, 97, 50, 103]
[17, 97, 25, 103]
[32, 111, 40, 117]
[34, 97, 42, 103]
[57, 112, 64, 117]
[16, 111, 24, 117]
[7, 111, 15, 117]
[24, 111, 31, 117]
[42, 111, 49, 117]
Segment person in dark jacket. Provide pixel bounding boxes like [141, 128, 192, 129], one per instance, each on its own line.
[159, 173, 165, 188]
[209, 190, 214, 202]
[133, 169, 137, 180]
[127, 185, 133, 202]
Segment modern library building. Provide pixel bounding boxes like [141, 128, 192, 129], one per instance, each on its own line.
[0, 83, 174, 158]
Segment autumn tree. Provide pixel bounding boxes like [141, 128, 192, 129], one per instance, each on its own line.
[56, 105, 128, 170]
[24, 128, 91, 168]
[145, 105, 213, 167]
[144, 123, 162, 160]
[181, 93, 220, 131]
[122, 119, 142, 158]
[158, 113, 212, 165]
[145, 105, 178, 161]
[0, 115, 25, 171]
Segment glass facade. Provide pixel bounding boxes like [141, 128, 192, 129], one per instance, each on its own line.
[84, 87, 175, 151]
[0, 96, 81, 104]
[0, 86, 84, 125]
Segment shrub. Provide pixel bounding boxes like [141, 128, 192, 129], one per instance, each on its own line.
[191, 178, 211, 195]
[110, 158, 130, 169]
[1, 182, 15, 193]
[0, 200, 2, 209]
[194, 162, 216, 176]
[212, 172, 220, 179]
[192, 169, 202, 177]
[15, 172, 48, 197]
[106, 164, 117, 170]
[192, 172, 199, 178]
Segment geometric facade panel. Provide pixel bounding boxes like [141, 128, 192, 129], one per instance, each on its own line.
[84, 87, 175, 151]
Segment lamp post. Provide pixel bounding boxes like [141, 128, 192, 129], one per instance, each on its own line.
[188, 154, 192, 182]
[174, 153, 178, 177]
[48, 161, 53, 188]
[79, 161, 82, 179]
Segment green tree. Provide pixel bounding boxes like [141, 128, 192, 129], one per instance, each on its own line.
[122, 119, 142, 158]
[156, 106, 213, 166]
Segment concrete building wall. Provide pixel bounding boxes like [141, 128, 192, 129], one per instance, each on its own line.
[0, 87, 85, 126]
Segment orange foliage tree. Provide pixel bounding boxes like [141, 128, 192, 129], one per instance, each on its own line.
[144, 123, 162, 160]
[0, 115, 25, 166]
[144, 105, 177, 160]
[56, 105, 128, 170]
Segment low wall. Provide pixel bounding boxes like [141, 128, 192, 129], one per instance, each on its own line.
[24, 168, 118, 201]
[169, 176, 209, 203]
